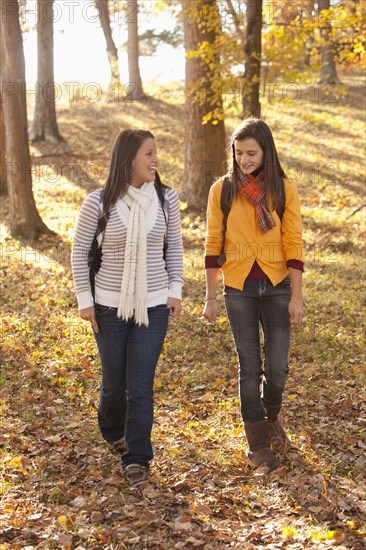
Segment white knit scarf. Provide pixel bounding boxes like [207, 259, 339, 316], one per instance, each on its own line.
[117, 183, 154, 326]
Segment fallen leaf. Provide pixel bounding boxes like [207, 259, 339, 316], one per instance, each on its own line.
[71, 496, 85, 508]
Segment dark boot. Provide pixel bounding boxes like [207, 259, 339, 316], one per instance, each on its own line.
[244, 420, 281, 473]
[263, 402, 291, 454]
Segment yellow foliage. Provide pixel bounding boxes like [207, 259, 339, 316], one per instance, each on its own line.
[312, 529, 345, 541]
[282, 526, 297, 538]
[3, 456, 27, 475]
[202, 111, 213, 122]
[58, 515, 73, 530]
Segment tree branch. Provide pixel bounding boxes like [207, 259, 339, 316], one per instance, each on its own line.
[225, 0, 246, 41]
[346, 203, 366, 219]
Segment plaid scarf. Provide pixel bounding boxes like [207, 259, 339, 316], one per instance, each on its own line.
[237, 170, 276, 234]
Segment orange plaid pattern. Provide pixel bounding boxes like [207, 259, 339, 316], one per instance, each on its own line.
[237, 171, 276, 234]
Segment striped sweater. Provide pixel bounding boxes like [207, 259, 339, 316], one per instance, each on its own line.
[71, 186, 184, 311]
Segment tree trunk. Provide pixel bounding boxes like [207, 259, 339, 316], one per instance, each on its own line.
[303, 0, 316, 67]
[127, 0, 144, 99]
[95, 0, 121, 87]
[318, 0, 341, 84]
[0, 0, 54, 239]
[181, 1, 226, 210]
[29, 0, 62, 143]
[0, 31, 8, 195]
[242, 0, 263, 117]
[0, 100, 7, 195]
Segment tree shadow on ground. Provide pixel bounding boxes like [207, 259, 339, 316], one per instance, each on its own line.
[1, 198, 74, 270]
[28, 92, 185, 196]
[281, 151, 364, 199]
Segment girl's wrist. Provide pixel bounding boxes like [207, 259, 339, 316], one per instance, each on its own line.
[205, 297, 217, 302]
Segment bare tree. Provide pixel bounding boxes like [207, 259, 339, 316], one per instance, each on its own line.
[1, 0, 54, 239]
[0, 100, 6, 195]
[95, 0, 121, 87]
[318, 0, 341, 84]
[126, 0, 144, 99]
[225, 0, 245, 40]
[181, 0, 226, 209]
[243, 0, 263, 117]
[0, 30, 8, 195]
[29, 0, 63, 143]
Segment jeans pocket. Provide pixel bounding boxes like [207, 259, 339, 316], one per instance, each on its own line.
[95, 304, 116, 316]
[224, 285, 240, 296]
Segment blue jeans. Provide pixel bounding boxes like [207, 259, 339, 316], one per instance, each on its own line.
[94, 304, 169, 469]
[224, 278, 291, 422]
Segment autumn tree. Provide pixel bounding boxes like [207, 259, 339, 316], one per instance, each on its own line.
[223, 0, 264, 116]
[181, 0, 226, 210]
[29, 0, 63, 143]
[338, 0, 366, 69]
[0, 0, 54, 238]
[260, 0, 364, 84]
[318, 0, 341, 84]
[199, 0, 364, 121]
[126, 0, 144, 99]
[95, 0, 121, 87]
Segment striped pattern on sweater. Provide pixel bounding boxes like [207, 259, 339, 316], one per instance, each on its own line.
[71, 186, 184, 310]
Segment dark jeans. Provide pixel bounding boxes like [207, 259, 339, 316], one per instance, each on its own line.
[224, 278, 291, 423]
[94, 304, 169, 469]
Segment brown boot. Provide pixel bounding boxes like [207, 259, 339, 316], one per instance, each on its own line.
[244, 420, 281, 473]
[263, 402, 291, 454]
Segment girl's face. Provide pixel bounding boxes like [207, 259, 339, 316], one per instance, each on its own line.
[234, 138, 264, 176]
[131, 138, 158, 187]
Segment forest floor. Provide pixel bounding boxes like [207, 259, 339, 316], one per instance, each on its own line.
[1, 73, 365, 549]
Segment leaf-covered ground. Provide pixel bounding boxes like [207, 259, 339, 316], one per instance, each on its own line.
[1, 73, 365, 549]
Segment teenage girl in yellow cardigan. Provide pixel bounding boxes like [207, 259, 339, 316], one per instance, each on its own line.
[204, 118, 304, 473]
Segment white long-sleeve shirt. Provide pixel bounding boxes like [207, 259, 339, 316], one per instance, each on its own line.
[71, 186, 184, 310]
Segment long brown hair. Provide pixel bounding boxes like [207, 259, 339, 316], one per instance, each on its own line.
[102, 129, 164, 216]
[227, 118, 286, 211]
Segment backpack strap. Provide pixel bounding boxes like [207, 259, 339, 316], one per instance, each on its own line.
[218, 177, 286, 267]
[276, 188, 285, 222]
[88, 189, 109, 301]
[155, 181, 169, 260]
[218, 177, 231, 266]
[94, 189, 107, 245]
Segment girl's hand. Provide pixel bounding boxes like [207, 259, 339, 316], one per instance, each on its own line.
[203, 299, 217, 324]
[288, 297, 304, 325]
[167, 298, 182, 318]
[79, 306, 99, 333]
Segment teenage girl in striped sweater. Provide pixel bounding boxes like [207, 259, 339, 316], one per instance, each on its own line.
[72, 130, 184, 486]
[204, 118, 304, 473]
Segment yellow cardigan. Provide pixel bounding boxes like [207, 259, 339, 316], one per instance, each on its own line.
[205, 178, 304, 289]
